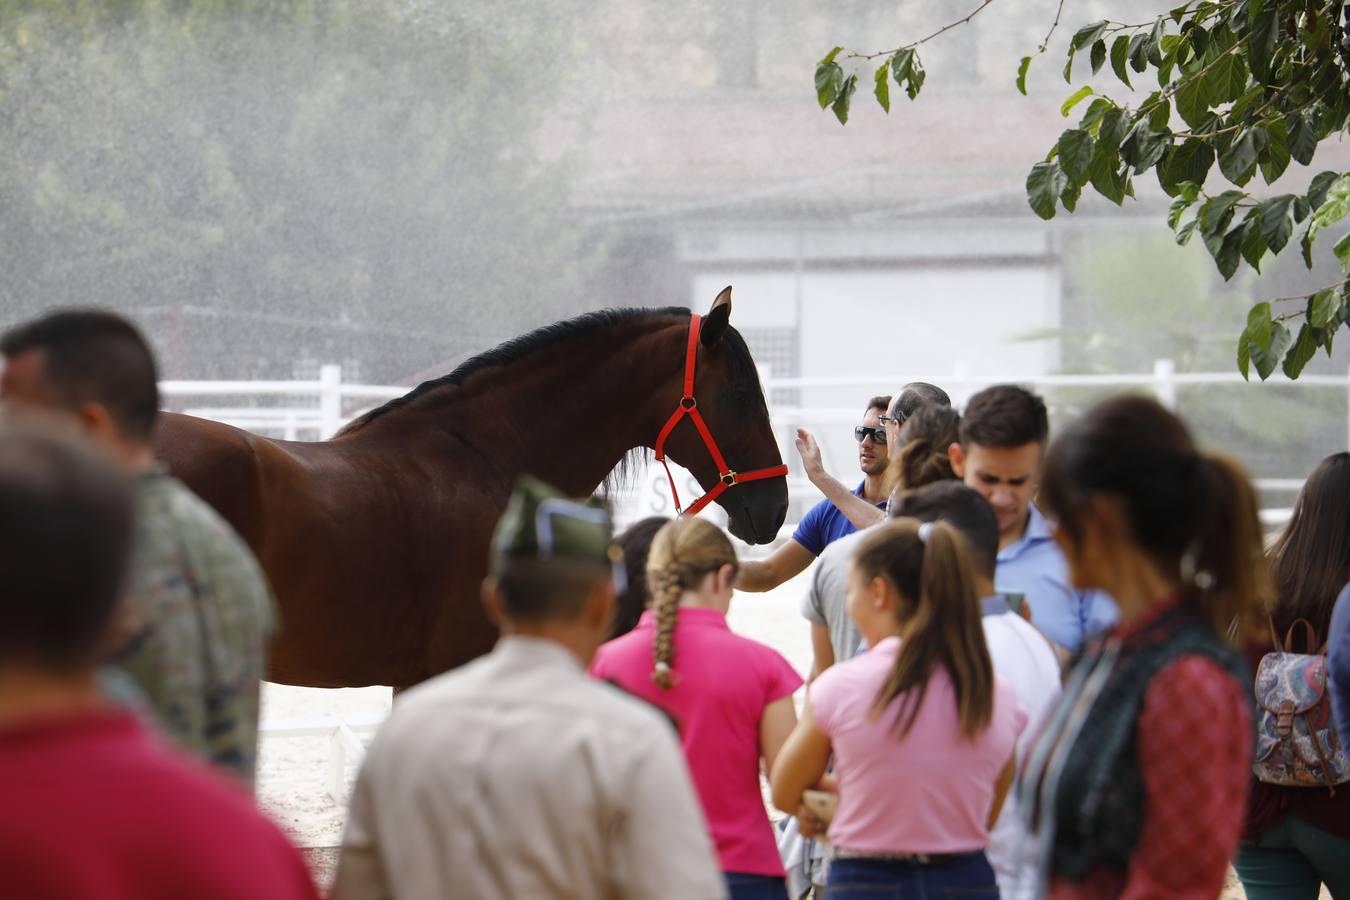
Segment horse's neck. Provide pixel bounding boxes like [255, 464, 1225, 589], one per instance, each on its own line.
[375, 319, 684, 497]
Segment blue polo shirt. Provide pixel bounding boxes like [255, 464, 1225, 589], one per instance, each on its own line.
[791, 482, 884, 557]
[994, 503, 1118, 652]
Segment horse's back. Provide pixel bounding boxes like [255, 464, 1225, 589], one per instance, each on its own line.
[152, 412, 273, 547]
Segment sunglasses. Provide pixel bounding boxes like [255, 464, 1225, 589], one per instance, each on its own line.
[854, 425, 887, 445]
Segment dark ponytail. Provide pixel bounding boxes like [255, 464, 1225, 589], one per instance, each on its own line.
[852, 519, 994, 739]
[1190, 454, 1270, 641]
[1040, 395, 1272, 645]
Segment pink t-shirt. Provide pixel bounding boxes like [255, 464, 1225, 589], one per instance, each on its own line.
[591, 606, 803, 876]
[810, 635, 1027, 854]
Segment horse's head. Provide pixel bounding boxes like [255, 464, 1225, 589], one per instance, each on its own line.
[658, 287, 789, 545]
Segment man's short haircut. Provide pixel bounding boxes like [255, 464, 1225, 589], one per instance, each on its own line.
[867, 395, 893, 414]
[891, 481, 999, 581]
[0, 309, 160, 442]
[892, 382, 951, 421]
[960, 384, 1049, 450]
[491, 557, 612, 623]
[0, 420, 134, 672]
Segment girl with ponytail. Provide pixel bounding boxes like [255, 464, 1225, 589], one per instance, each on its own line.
[771, 519, 1028, 899]
[1021, 394, 1271, 900]
[590, 517, 802, 900]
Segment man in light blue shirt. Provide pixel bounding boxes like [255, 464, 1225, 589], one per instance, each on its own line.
[949, 385, 1117, 652]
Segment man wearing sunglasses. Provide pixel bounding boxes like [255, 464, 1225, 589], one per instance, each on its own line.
[736, 395, 892, 593]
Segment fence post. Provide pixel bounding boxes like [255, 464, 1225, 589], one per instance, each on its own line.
[319, 364, 342, 439]
[1153, 359, 1177, 410]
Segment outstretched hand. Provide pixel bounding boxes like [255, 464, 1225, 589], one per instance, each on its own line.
[794, 428, 825, 482]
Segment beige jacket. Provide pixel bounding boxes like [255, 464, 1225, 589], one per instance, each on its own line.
[333, 636, 726, 900]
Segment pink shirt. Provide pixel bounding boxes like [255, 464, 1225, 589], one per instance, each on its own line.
[811, 635, 1027, 854]
[591, 607, 803, 876]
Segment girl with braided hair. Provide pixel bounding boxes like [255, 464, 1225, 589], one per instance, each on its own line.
[591, 517, 803, 900]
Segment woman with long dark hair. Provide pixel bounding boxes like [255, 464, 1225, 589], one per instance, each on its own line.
[1021, 395, 1271, 899]
[1236, 452, 1350, 898]
[771, 519, 1027, 897]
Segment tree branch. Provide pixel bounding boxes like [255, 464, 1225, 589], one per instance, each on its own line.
[845, 0, 1002, 61]
[1037, 0, 1067, 53]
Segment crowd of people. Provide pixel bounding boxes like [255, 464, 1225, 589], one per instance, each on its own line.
[2, 306, 1350, 900]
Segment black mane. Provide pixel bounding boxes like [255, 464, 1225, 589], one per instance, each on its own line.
[342, 306, 692, 433]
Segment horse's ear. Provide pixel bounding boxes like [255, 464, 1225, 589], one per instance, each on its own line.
[701, 286, 733, 347]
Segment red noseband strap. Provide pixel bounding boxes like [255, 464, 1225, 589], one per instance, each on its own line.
[652, 314, 789, 517]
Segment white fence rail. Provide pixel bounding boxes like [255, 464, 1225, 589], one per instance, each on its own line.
[163, 359, 1350, 530]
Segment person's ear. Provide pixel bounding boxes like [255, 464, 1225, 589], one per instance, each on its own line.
[481, 577, 506, 627]
[948, 442, 966, 478]
[76, 402, 115, 439]
[716, 563, 737, 594]
[584, 579, 617, 633]
[869, 575, 889, 609]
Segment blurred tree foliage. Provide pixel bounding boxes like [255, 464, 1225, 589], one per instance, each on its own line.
[0, 0, 600, 380]
[818, 0, 1350, 382]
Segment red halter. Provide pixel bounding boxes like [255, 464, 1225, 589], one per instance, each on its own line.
[653, 314, 789, 517]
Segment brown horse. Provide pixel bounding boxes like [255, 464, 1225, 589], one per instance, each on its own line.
[152, 290, 788, 688]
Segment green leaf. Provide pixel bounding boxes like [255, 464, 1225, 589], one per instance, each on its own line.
[1218, 127, 1267, 185]
[905, 65, 926, 100]
[892, 49, 915, 86]
[1311, 176, 1350, 236]
[1200, 190, 1246, 237]
[1061, 178, 1082, 213]
[815, 61, 844, 109]
[1027, 161, 1069, 220]
[1148, 96, 1171, 131]
[1079, 98, 1112, 133]
[874, 62, 891, 112]
[1246, 301, 1274, 350]
[1205, 52, 1247, 104]
[1175, 75, 1209, 128]
[1061, 85, 1094, 117]
[1259, 119, 1290, 185]
[1072, 20, 1110, 51]
[1063, 49, 1075, 84]
[1302, 226, 1315, 268]
[1189, 23, 1210, 57]
[1176, 217, 1200, 245]
[1160, 139, 1215, 193]
[831, 74, 857, 124]
[1309, 172, 1342, 211]
[1016, 56, 1032, 96]
[1215, 221, 1247, 279]
[1110, 35, 1133, 88]
[1282, 324, 1319, 379]
[1310, 289, 1340, 328]
[1288, 112, 1318, 166]
[820, 47, 844, 66]
[1121, 121, 1172, 173]
[1294, 197, 1312, 223]
[1257, 195, 1295, 253]
[1252, 320, 1292, 380]
[1248, 6, 1278, 85]
[1097, 107, 1127, 153]
[1090, 39, 1107, 75]
[1241, 215, 1268, 271]
[1058, 129, 1095, 184]
[1089, 150, 1128, 205]
[1128, 32, 1150, 72]
[1336, 232, 1350, 271]
[1168, 193, 1195, 229]
[1237, 330, 1252, 379]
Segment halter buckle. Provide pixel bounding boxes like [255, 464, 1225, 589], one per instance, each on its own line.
[720, 470, 738, 486]
[680, 396, 697, 410]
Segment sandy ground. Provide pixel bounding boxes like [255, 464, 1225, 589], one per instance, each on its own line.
[256, 570, 1322, 898]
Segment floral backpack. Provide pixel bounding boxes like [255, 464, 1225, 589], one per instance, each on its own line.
[1253, 618, 1350, 792]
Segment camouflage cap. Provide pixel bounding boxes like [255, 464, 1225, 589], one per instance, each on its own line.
[492, 475, 621, 566]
